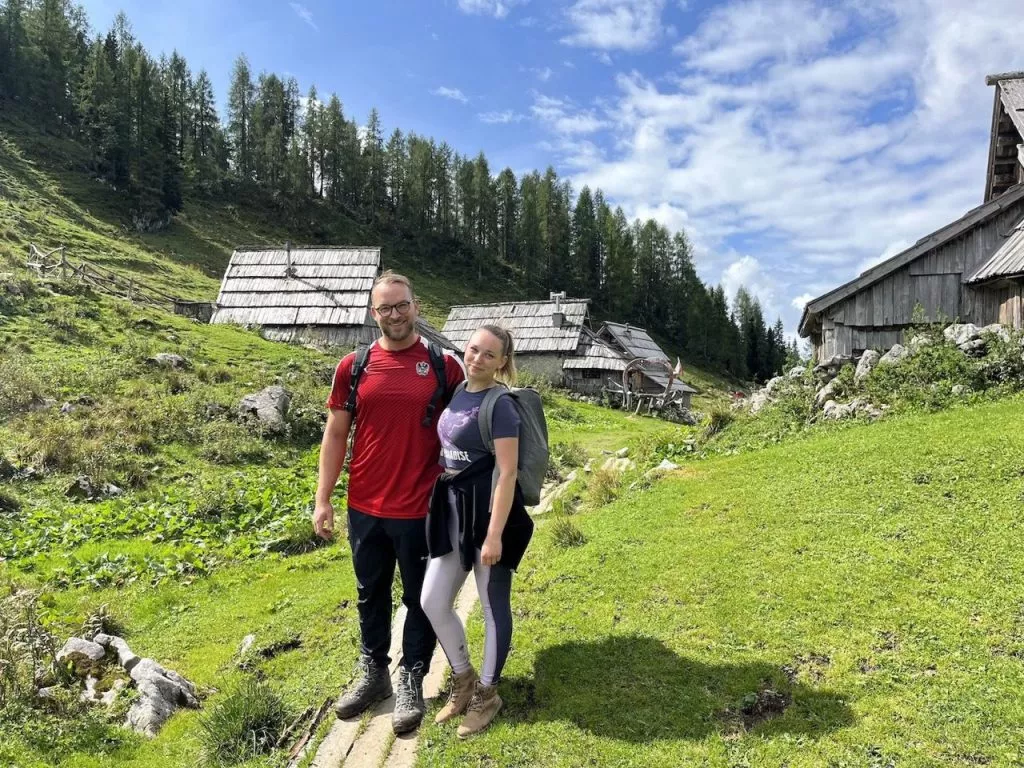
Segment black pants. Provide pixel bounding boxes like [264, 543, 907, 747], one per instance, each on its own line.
[347, 507, 436, 670]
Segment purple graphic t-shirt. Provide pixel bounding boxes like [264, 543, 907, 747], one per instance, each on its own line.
[437, 387, 520, 471]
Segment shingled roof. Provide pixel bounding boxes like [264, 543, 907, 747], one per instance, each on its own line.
[442, 299, 590, 354]
[211, 246, 380, 327]
[563, 328, 628, 371]
[597, 321, 696, 394]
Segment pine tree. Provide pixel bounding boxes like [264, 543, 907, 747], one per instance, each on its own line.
[363, 107, 385, 218]
[571, 186, 598, 297]
[384, 128, 406, 216]
[227, 55, 255, 182]
[496, 167, 519, 266]
[517, 172, 543, 296]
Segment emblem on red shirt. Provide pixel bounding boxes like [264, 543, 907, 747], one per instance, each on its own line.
[416, 361, 430, 376]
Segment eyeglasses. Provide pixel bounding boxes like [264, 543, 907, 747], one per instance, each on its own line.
[374, 300, 413, 317]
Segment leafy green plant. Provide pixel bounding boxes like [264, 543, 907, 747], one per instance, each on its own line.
[586, 466, 620, 507]
[551, 518, 586, 549]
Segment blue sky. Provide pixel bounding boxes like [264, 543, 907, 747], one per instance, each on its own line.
[80, 0, 1024, 339]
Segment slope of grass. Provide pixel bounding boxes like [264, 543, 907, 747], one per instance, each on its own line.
[418, 395, 1024, 767]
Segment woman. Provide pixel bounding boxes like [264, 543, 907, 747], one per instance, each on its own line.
[421, 324, 534, 738]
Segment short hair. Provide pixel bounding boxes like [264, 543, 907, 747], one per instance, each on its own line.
[373, 270, 414, 296]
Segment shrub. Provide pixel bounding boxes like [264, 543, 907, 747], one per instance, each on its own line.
[0, 355, 48, 418]
[702, 408, 735, 441]
[199, 421, 270, 465]
[586, 466, 620, 507]
[199, 677, 289, 766]
[550, 439, 586, 469]
[0, 488, 21, 515]
[551, 518, 587, 548]
[864, 341, 979, 410]
[0, 589, 67, 710]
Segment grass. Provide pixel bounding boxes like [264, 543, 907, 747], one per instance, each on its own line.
[417, 395, 1024, 766]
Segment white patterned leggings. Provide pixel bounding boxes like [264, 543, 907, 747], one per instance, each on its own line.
[420, 500, 514, 687]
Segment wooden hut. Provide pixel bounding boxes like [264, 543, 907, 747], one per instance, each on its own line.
[597, 321, 696, 408]
[442, 296, 591, 382]
[798, 73, 1024, 362]
[211, 245, 380, 347]
[562, 328, 629, 394]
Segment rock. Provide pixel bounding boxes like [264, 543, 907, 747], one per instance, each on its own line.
[26, 396, 56, 412]
[58, 637, 106, 663]
[854, 350, 880, 384]
[951, 384, 970, 397]
[813, 354, 852, 383]
[908, 334, 934, 352]
[127, 658, 200, 737]
[601, 457, 636, 474]
[822, 400, 854, 420]
[787, 366, 805, 379]
[66, 476, 97, 500]
[677, 409, 700, 426]
[582, 460, 593, 474]
[878, 344, 909, 366]
[814, 379, 840, 410]
[748, 389, 772, 415]
[204, 403, 228, 420]
[150, 353, 189, 370]
[943, 323, 981, 347]
[764, 376, 786, 395]
[99, 678, 128, 708]
[94, 634, 141, 672]
[960, 338, 988, 356]
[237, 386, 291, 433]
[981, 324, 1011, 343]
[237, 634, 256, 657]
[655, 459, 679, 472]
[102, 483, 124, 498]
[614, 447, 630, 458]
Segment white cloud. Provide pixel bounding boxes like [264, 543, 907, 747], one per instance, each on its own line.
[432, 86, 469, 103]
[519, 15, 538, 27]
[535, 67, 554, 82]
[479, 110, 526, 124]
[791, 293, 814, 311]
[562, 0, 666, 51]
[545, 0, 1024, 334]
[289, 2, 317, 31]
[720, 255, 782, 320]
[532, 93, 608, 134]
[564, 60, 576, 68]
[458, 0, 527, 19]
[597, 52, 613, 65]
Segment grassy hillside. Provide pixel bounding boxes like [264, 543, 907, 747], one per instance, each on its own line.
[418, 395, 1024, 767]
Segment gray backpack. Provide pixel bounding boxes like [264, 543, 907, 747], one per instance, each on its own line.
[457, 382, 549, 506]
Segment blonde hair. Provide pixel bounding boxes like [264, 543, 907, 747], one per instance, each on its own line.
[372, 270, 414, 298]
[480, 324, 517, 386]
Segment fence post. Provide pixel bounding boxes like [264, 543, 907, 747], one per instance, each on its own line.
[127, 279, 134, 302]
[60, 247, 68, 280]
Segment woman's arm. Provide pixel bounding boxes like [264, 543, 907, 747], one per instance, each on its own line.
[481, 436, 518, 565]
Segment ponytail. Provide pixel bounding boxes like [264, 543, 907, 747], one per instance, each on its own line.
[481, 324, 517, 386]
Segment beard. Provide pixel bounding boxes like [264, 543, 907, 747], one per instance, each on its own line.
[381, 317, 414, 342]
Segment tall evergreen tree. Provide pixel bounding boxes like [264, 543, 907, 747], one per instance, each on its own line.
[227, 55, 255, 182]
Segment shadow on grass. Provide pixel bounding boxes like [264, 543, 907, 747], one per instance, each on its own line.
[501, 635, 855, 743]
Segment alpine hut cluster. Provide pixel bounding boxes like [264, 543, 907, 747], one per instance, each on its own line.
[798, 72, 1024, 361]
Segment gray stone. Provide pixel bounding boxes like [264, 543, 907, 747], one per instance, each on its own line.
[822, 400, 854, 420]
[879, 344, 909, 366]
[58, 637, 106, 663]
[748, 389, 771, 415]
[814, 379, 840, 410]
[237, 385, 291, 433]
[787, 366, 806, 379]
[908, 334, 934, 352]
[601, 457, 636, 474]
[960, 338, 988, 356]
[582, 460, 593, 474]
[615, 447, 630, 458]
[813, 354, 852, 383]
[95, 634, 141, 672]
[150, 353, 189, 370]
[764, 376, 786, 395]
[981, 324, 1011, 343]
[854, 350, 880, 384]
[943, 323, 981, 347]
[65, 476, 121, 501]
[655, 459, 679, 472]
[127, 658, 200, 737]
[951, 384, 970, 397]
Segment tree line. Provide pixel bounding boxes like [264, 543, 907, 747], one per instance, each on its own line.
[0, 0, 797, 381]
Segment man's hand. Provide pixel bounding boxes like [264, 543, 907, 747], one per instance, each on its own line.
[313, 501, 335, 540]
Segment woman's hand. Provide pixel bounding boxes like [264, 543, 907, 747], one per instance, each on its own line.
[481, 534, 503, 566]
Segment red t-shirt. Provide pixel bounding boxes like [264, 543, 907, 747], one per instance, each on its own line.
[327, 337, 465, 519]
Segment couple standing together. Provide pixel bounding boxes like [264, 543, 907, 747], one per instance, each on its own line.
[313, 270, 534, 738]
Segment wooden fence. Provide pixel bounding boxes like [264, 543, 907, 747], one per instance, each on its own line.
[26, 244, 214, 320]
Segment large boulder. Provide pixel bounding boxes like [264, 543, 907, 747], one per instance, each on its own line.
[854, 350, 880, 384]
[813, 354, 852, 383]
[764, 376, 786, 395]
[94, 633, 141, 672]
[822, 400, 854, 420]
[748, 389, 772, 415]
[943, 323, 980, 348]
[878, 344, 909, 366]
[237, 386, 291, 433]
[787, 366, 806, 380]
[981, 324, 1011, 343]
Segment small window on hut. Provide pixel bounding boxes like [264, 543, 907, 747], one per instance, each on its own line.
[582, 370, 603, 379]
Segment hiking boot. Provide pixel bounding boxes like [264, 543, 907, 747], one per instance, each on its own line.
[434, 666, 478, 724]
[457, 681, 502, 739]
[392, 661, 426, 734]
[335, 655, 392, 719]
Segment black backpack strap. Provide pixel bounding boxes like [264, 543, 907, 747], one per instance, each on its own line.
[422, 342, 448, 427]
[344, 344, 373, 416]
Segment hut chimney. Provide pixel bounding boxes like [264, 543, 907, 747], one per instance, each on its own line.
[550, 291, 566, 328]
[285, 240, 294, 278]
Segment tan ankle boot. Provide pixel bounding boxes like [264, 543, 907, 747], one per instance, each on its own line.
[434, 666, 478, 724]
[457, 681, 502, 738]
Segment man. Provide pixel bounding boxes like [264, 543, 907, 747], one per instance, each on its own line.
[314, 270, 464, 734]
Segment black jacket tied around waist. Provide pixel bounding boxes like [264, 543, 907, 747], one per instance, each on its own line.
[426, 453, 534, 572]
